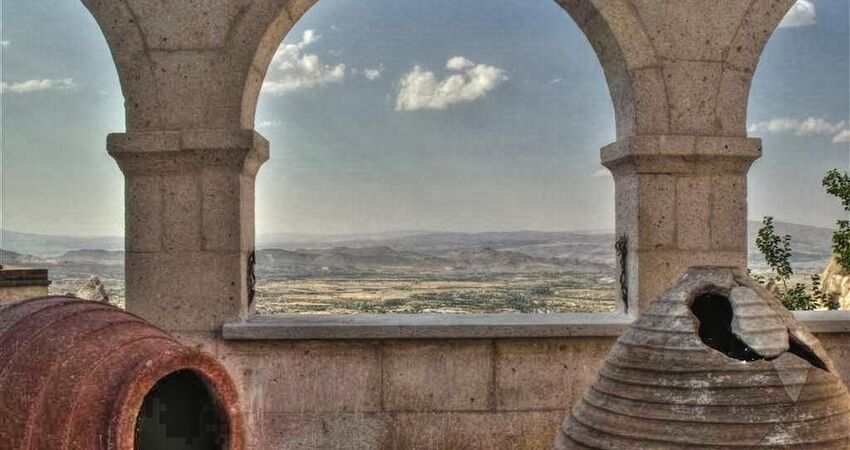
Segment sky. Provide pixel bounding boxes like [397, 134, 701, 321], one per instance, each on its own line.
[0, 0, 847, 237]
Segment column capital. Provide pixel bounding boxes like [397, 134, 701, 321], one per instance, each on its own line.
[107, 129, 269, 176]
[601, 135, 762, 175]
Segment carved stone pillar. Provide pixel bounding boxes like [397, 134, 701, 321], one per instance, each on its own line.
[603, 135, 762, 313]
[108, 129, 268, 332]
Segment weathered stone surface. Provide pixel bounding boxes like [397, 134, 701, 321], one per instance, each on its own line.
[729, 286, 789, 358]
[557, 267, 850, 449]
[390, 411, 562, 450]
[383, 340, 494, 412]
[496, 338, 612, 411]
[632, 0, 752, 61]
[261, 413, 389, 450]
[229, 341, 382, 414]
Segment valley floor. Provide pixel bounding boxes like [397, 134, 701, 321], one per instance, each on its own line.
[254, 272, 618, 314]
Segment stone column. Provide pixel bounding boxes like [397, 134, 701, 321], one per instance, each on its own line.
[108, 129, 268, 332]
[603, 135, 762, 313]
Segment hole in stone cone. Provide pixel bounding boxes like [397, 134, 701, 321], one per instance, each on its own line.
[691, 293, 763, 362]
[788, 335, 828, 371]
[135, 370, 230, 450]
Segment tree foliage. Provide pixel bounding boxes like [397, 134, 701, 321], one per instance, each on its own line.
[755, 217, 793, 284]
[752, 169, 850, 310]
[754, 217, 820, 310]
[823, 169, 850, 271]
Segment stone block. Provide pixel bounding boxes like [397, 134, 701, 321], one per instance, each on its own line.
[613, 173, 638, 243]
[637, 174, 676, 249]
[260, 413, 389, 450]
[221, 341, 382, 414]
[148, 50, 245, 130]
[124, 0, 243, 50]
[125, 250, 245, 331]
[663, 61, 724, 135]
[593, 0, 658, 70]
[632, 0, 751, 61]
[201, 169, 244, 251]
[635, 249, 746, 309]
[710, 175, 747, 251]
[725, 0, 797, 73]
[629, 67, 669, 135]
[388, 411, 563, 450]
[125, 175, 162, 252]
[716, 68, 752, 137]
[676, 176, 712, 250]
[495, 338, 612, 411]
[161, 174, 202, 251]
[169, 331, 219, 354]
[383, 340, 494, 412]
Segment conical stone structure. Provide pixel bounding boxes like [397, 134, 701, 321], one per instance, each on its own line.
[556, 267, 850, 449]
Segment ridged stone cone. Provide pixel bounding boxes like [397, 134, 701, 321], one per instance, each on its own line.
[556, 267, 850, 449]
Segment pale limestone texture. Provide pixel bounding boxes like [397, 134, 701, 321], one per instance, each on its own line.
[77, 0, 834, 448]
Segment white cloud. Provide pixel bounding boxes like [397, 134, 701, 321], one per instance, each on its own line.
[0, 78, 76, 94]
[446, 56, 475, 71]
[833, 129, 850, 144]
[300, 29, 319, 46]
[364, 64, 384, 81]
[395, 57, 509, 111]
[257, 119, 283, 128]
[0, 41, 9, 48]
[778, 0, 816, 29]
[262, 29, 346, 94]
[748, 117, 847, 136]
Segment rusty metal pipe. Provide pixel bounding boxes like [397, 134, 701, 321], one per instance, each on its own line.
[0, 296, 244, 450]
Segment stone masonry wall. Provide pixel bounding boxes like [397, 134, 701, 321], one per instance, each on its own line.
[169, 332, 850, 449]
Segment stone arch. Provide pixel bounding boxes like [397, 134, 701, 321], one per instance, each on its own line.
[718, 0, 798, 136]
[79, 0, 800, 139]
[236, 0, 663, 138]
[75, 0, 810, 328]
[80, 0, 162, 130]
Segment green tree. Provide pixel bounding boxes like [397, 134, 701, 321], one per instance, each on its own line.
[823, 169, 850, 271]
[755, 217, 793, 288]
[754, 217, 819, 310]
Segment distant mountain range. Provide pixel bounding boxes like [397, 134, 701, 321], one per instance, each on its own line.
[256, 245, 612, 276]
[0, 221, 837, 273]
[0, 229, 124, 257]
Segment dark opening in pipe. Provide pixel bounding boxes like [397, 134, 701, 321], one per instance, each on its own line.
[135, 370, 229, 450]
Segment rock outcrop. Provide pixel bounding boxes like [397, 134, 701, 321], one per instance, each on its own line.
[73, 276, 110, 303]
[821, 257, 850, 309]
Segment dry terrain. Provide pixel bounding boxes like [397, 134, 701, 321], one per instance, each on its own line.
[0, 221, 835, 314]
[254, 272, 617, 314]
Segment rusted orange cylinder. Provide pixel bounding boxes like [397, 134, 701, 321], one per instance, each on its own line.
[0, 296, 244, 450]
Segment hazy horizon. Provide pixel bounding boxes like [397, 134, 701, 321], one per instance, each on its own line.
[2, 0, 848, 237]
[0, 218, 838, 240]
